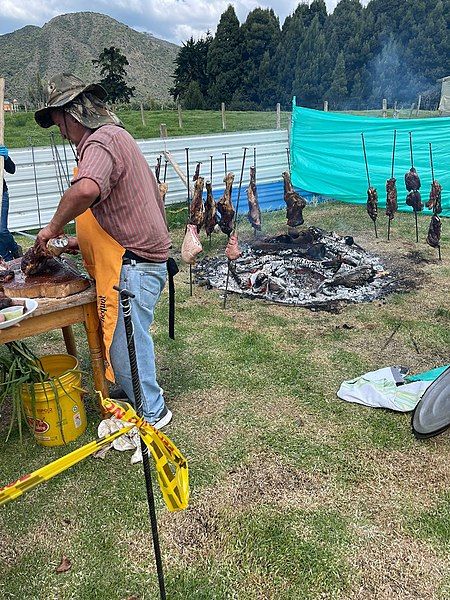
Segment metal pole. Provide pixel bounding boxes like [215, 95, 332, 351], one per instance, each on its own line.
[113, 287, 167, 600]
[223, 147, 247, 309]
[185, 148, 193, 297]
[29, 139, 42, 228]
[223, 152, 228, 177]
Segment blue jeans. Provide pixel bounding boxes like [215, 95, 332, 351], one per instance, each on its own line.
[109, 261, 167, 423]
[0, 190, 19, 260]
[1, 189, 9, 232]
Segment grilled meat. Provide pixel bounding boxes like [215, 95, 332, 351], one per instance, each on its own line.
[225, 232, 241, 261]
[21, 245, 53, 276]
[366, 187, 378, 222]
[192, 162, 201, 182]
[217, 173, 235, 236]
[189, 176, 205, 233]
[405, 167, 421, 191]
[0, 269, 15, 283]
[406, 190, 423, 212]
[204, 181, 217, 236]
[282, 171, 306, 227]
[426, 215, 441, 248]
[385, 178, 397, 220]
[247, 166, 261, 230]
[181, 224, 203, 265]
[158, 182, 168, 203]
[426, 180, 442, 214]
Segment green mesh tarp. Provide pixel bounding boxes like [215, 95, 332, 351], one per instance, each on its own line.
[290, 102, 450, 217]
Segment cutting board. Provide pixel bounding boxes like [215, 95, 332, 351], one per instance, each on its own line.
[1, 258, 91, 299]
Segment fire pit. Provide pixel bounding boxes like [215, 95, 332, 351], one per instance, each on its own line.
[194, 227, 393, 311]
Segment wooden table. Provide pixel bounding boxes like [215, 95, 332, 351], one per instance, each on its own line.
[0, 285, 109, 401]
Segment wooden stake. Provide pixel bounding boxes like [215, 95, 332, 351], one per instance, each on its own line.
[382, 98, 387, 118]
[140, 103, 146, 126]
[276, 103, 281, 129]
[178, 103, 183, 129]
[323, 100, 328, 112]
[221, 102, 226, 130]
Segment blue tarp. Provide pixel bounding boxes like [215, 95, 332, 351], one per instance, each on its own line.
[290, 102, 450, 217]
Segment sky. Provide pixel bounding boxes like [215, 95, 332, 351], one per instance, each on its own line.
[0, 1, 356, 44]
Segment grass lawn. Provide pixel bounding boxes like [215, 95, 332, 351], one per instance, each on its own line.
[1, 202, 449, 599]
[3, 109, 291, 149]
[4, 108, 439, 149]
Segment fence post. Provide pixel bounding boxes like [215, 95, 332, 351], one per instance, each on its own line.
[416, 94, 422, 117]
[382, 98, 387, 118]
[178, 102, 183, 129]
[160, 123, 168, 139]
[276, 102, 281, 129]
[140, 102, 145, 126]
[323, 100, 328, 112]
[221, 102, 226, 130]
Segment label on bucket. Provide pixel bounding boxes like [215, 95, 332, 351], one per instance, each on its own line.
[73, 413, 82, 429]
[27, 417, 50, 434]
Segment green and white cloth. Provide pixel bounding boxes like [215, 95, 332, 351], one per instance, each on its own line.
[337, 367, 432, 412]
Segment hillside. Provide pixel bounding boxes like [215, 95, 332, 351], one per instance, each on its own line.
[0, 12, 179, 103]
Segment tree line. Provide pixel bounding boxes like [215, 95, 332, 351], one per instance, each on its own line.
[171, 0, 449, 111]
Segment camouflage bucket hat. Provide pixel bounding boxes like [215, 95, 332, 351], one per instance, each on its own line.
[34, 73, 107, 128]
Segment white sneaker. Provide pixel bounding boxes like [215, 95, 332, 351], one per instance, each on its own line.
[152, 406, 172, 430]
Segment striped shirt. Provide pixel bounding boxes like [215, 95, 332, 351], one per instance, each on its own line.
[72, 125, 170, 262]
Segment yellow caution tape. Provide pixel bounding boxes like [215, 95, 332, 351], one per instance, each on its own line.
[0, 394, 189, 512]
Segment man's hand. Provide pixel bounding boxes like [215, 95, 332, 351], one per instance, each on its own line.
[35, 224, 64, 253]
[64, 236, 79, 255]
[0, 146, 9, 159]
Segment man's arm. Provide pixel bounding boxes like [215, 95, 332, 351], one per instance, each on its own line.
[35, 178, 100, 250]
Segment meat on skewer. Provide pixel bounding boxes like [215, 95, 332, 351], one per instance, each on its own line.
[217, 173, 235, 236]
[225, 232, 242, 260]
[406, 190, 423, 212]
[181, 224, 203, 265]
[192, 162, 201, 182]
[405, 167, 421, 192]
[426, 180, 442, 214]
[282, 171, 306, 228]
[426, 214, 441, 248]
[188, 176, 205, 232]
[158, 182, 168, 204]
[385, 178, 397, 220]
[366, 187, 378, 223]
[204, 181, 217, 236]
[247, 166, 261, 231]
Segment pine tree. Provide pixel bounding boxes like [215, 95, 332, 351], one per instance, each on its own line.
[92, 47, 135, 103]
[206, 6, 242, 107]
[326, 51, 348, 108]
[183, 80, 205, 109]
[170, 34, 212, 102]
[292, 14, 329, 108]
[236, 8, 281, 106]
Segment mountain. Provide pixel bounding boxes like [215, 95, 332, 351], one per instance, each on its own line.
[0, 12, 179, 103]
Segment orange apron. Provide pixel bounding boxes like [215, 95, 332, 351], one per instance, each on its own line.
[76, 209, 124, 382]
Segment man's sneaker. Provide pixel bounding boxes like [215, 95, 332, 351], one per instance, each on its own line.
[152, 406, 172, 430]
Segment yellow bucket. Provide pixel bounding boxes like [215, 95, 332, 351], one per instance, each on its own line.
[21, 354, 87, 447]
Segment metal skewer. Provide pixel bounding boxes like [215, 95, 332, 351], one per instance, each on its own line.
[387, 129, 397, 241]
[185, 148, 193, 297]
[113, 286, 167, 600]
[286, 147, 291, 172]
[29, 138, 42, 228]
[223, 152, 229, 177]
[361, 133, 378, 238]
[409, 132, 419, 243]
[223, 147, 247, 309]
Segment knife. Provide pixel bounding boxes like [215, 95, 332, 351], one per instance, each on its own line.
[46, 238, 89, 279]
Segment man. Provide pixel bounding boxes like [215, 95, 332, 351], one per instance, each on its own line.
[34, 73, 172, 428]
[0, 146, 22, 260]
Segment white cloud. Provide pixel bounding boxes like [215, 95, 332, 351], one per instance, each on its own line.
[0, 1, 368, 43]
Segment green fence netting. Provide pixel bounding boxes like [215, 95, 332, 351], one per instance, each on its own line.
[290, 100, 450, 217]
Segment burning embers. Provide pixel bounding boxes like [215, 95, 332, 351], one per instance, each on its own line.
[195, 227, 391, 311]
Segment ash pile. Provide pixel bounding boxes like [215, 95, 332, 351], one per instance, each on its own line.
[194, 227, 392, 311]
